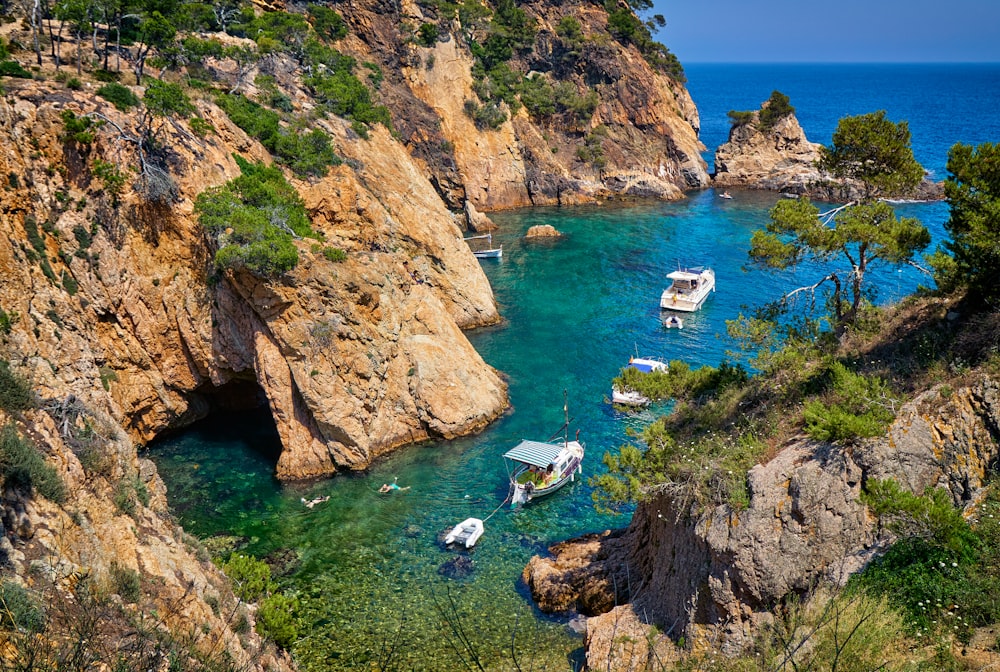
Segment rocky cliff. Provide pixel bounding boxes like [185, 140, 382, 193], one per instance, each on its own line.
[525, 373, 1000, 668]
[0, 0, 711, 662]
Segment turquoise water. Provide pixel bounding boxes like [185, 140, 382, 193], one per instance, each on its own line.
[150, 192, 949, 670]
[148, 62, 995, 671]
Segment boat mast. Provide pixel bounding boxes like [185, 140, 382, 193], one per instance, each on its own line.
[563, 389, 569, 445]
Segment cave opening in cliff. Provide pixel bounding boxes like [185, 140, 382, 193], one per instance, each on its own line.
[170, 378, 284, 465]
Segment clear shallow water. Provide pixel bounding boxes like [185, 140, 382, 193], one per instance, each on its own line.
[148, 64, 991, 670]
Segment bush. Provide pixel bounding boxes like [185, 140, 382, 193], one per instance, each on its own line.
[854, 481, 1000, 645]
[144, 79, 195, 119]
[758, 90, 795, 131]
[216, 93, 341, 178]
[802, 361, 896, 442]
[416, 22, 439, 47]
[0, 307, 17, 335]
[196, 156, 317, 276]
[257, 592, 299, 648]
[727, 109, 756, 128]
[97, 82, 140, 111]
[308, 4, 348, 41]
[222, 554, 272, 602]
[0, 581, 45, 632]
[0, 424, 66, 503]
[109, 562, 141, 603]
[321, 247, 347, 262]
[0, 361, 32, 412]
[0, 60, 32, 78]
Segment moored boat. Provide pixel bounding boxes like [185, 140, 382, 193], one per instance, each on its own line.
[504, 394, 584, 507]
[663, 314, 684, 329]
[444, 517, 484, 548]
[610, 356, 668, 407]
[464, 233, 503, 259]
[659, 266, 715, 312]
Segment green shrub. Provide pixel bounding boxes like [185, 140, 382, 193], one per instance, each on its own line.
[216, 93, 341, 177]
[759, 90, 795, 131]
[109, 562, 141, 603]
[727, 109, 756, 128]
[0, 424, 66, 503]
[98, 365, 117, 392]
[0, 60, 32, 78]
[519, 74, 556, 119]
[0, 361, 32, 412]
[144, 79, 195, 119]
[189, 117, 215, 138]
[417, 22, 439, 47]
[257, 592, 299, 648]
[0, 581, 45, 632]
[61, 271, 78, 296]
[196, 156, 317, 276]
[222, 554, 272, 602]
[308, 4, 348, 42]
[853, 481, 1000, 645]
[96, 82, 140, 111]
[0, 307, 17, 335]
[65, 77, 82, 90]
[321, 247, 347, 262]
[802, 361, 896, 442]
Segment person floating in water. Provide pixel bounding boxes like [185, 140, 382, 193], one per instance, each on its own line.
[301, 495, 330, 509]
[379, 477, 410, 493]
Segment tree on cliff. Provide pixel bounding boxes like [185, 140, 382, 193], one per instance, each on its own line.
[747, 111, 930, 331]
[929, 142, 1000, 301]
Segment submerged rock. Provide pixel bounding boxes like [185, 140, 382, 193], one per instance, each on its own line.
[438, 554, 474, 579]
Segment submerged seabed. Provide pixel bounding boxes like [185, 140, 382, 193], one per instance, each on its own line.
[150, 191, 948, 670]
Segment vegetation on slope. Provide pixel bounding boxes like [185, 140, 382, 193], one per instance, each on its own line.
[595, 136, 1000, 667]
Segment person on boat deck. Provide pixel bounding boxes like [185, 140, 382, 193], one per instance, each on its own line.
[379, 477, 410, 493]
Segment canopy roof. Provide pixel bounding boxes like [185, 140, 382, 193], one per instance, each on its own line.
[666, 268, 706, 281]
[503, 440, 566, 468]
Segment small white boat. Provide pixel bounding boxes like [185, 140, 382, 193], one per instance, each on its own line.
[610, 357, 668, 407]
[660, 266, 715, 312]
[663, 314, 684, 329]
[719, 191, 733, 199]
[445, 517, 484, 548]
[464, 233, 503, 259]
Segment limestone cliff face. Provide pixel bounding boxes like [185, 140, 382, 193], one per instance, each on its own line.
[0, 404, 291, 670]
[0, 82, 507, 481]
[361, 0, 709, 210]
[524, 376, 1000, 667]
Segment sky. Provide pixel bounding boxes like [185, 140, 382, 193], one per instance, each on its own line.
[649, 0, 1000, 63]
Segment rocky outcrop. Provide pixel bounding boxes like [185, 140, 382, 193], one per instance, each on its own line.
[0, 83, 507, 481]
[525, 224, 562, 239]
[524, 377, 1000, 666]
[712, 104, 944, 201]
[713, 112, 824, 195]
[0, 404, 290, 670]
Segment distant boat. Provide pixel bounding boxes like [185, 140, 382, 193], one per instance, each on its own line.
[444, 517, 484, 548]
[464, 233, 502, 259]
[505, 393, 584, 507]
[719, 191, 733, 199]
[611, 356, 667, 406]
[660, 266, 715, 312]
[663, 314, 683, 329]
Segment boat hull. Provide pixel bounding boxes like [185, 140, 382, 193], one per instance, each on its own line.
[507, 439, 584, 507]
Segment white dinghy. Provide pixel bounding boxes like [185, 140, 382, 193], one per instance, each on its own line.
[445, 517, 485, 548]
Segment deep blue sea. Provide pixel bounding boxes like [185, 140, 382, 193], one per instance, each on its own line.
[149, 64, 1000, 671]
